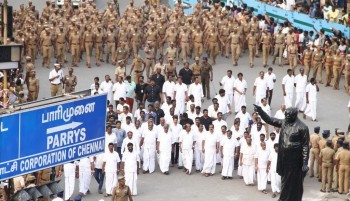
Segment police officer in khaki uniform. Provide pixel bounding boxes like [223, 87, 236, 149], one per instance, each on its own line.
[206, 27, 221, 65]
[303, 43, 313, 79]
[309, 126, 321, 178]
[55, 26, 67, 66]
[144, 42, 155, 80]
[220, 23, 230, 58]
[192, 26, 203, 58]
[201, 57, 213, 99]
[26, 29, 37, 63]
[27, 70, 39, 101]
[164, 42, 178, 63]
[312, 46, 324, 84]
[129, 55, 145, 84]
[273, 27, 285, 66]
[179, 27, 191, 63]
[130, 26, 142, 58]
[165, 57, 177, 79]
[25, 56, 34, 88]
[227, 28, 240, 66]
[260, 29, 271, 68]
[319, 140, 335, 192]
[40, 28, 53, 68]
[106, 25, 118, 65]
[332, 139, 344, 192]
[332, 50, 343, 90]
[83, 25, 94, 68]
[191, 57, 201, 81]
[335, 142, 350, 194]
[114, 43, 129, 64]
[94, 26, 105, 66]
[246, 30, 257, 68]
[323, 49, 334, 87]
[287, 40, 298, 72]
[63, 68, 77, 93]
[318, 130, 330, 181]
[69, 29, 81, 67]
[342, 54, 350, 90]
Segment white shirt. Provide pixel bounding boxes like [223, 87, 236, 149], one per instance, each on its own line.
[282, 75, 295, 93]
[208, 105, 219, 119]
[255, 148, 270, 168]
[306, 83, 317, 101]
[121, 137, 139, 154]
[170, 123, 183, 143]
[121, 122, 136, 134]
[236, 111, 251, 129]
[118, 112, 133, 124]
[221, 137, 239, 157]
[213, 119, 227, 134]
[203, 131, 219, 150]
[174, 83, 188, 101]
[264, 72, 276, 90]
[274, 110, 285, 119]
[241, 145, 256, 166]
[162, 81, 176, 99]
[269, 151, 278, 172]
[215, 94, 230, 114]
[179, 130, 195, 149]
[285, 0, 295, 10]
[233, 78, 247, 94]
[294, 74, 307, 93]
[221, 75, 235, 94]
[194, 130, 206, 151]
[261, 104, 271, 124]
[230, 127, 244, 139]
[157, 131, 174, 152]
[94, 153, 104, 169]
[49, 69, 64, 84]
[117, 103, 130, 113]
[122, 151, 140, 173]
[100, 80, 113, 101]
[79, 157, 94, 169]
[113, 82, 128, 101]
[254, 77, 268, 96]
[103, 151, 121, 173]
[105, 132, 117, 152]
[161, 103, 172, 115]
[188, 83, 204, 104]
[142, 128, 158, 148]
[134, 108, 146, 120]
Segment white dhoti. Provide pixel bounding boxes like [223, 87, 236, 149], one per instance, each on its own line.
[79, 170, 91, 194]
[202, 149, 216, 174]
[139, 146, 144, 164]
[257, 168, 268, 190]
[159, 150, 171, 173]
[304, 101, 317, 120]
[177, 101, 186, 114]
[234, 92, 246, 113]
[270, 170, 281, 193]
[216, 152, 222, 164]
[227, 93, 233, 108]
[143, 147, 156, 173]
[182, 149, 193, 173]
[284, 93, 293, 108]
[105, 172, 117, 195]
[294, 92, 306, 111]
[221, 156, 234, 177]
[178, 150, 184, 167]
[237, 157, 243, 176]
[125, 172, 137, 195]
[64, 163, 76, 200]
[255, 94, 265, 105]
[194, 149, 204, 171]
[242, 164, 254, 185]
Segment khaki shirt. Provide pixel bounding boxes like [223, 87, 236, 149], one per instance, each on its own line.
[310, 133, 321, 148]
[336, 149, 350, 165]
[320, 146, 335, 163]
[201, 63, 212, 76]
[318, 138, 327, 150]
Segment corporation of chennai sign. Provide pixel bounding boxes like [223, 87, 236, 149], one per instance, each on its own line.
[0, 94, 107, 180]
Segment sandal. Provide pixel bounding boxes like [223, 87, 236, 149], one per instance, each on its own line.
[262, 190, 267, 194]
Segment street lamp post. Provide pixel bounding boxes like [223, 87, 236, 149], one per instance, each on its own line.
[3, 0, 8, 107]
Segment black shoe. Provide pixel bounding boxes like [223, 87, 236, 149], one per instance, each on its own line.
[221, 176, 226, 180]
[178, 166, 183, 169]
[228, 177, 233, 180]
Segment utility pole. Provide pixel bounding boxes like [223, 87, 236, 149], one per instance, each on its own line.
[2, 0, 7, 107]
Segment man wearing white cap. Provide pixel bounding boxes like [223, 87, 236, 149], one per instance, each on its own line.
[49, 64, 63, 97]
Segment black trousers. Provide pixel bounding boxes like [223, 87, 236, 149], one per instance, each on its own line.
[267, 89, 273, 105]
[171, 142, 179, 164]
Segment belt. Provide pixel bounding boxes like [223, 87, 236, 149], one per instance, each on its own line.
[232, 43, 239, 45]
[322, 161, 332, 164]
[290, 53, 296, 55]
[43, 45, 51, 47]
[181, 41, 189, 43]
[107, 41, 114, 43]
[195, 41, 202, 43]
[28, 43, 36, 45]
[275, 43, 282, 44]
[314, 60, 322, 62]
[71, 43, 78, 45]
[51, 83, 61, 85]
[85, 41, 93, 43]
[95, 42, 102, 43]
[57, 42, 65, 44]
[146, 58, 153, 60]
[193, 74, 200, 76]
[339, 163, 350, 165]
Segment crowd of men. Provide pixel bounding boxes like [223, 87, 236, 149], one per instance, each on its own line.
[1, 0, 350, 200]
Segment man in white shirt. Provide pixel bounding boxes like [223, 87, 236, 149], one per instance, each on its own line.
[78, 157, 94, 195]
[113, 76, 128, 106]
[253, 71, 269, 105]
[161, 96, 173, 116]
[265, 68, 276, 105]
[208, 102, 219, 120]
[236, 106, 251, 130]
[93, 153, 105, 194]
[121, 117, 136, 134]
[62, 161, 77, 200]
[304, 78, 319, 121]
[240, 137, 256, 186]
[170, 115, 183, 167]
[215, 89, 232, 120]
[220, 70, 235, 106]
[230, 121, 244, 140]
[162, 75, 176, 100]
[260, 98, 271, 134]
[100, 75, 114, 105]
[116, 98, 130, 115]
[49, 64, 64, 97]
[221, 130, 239, 179]
[188, 77, 204, 107]
[274, 104, 286, 119]
[140, 122, 158, 173]
[202, 124, 220, 177]
[282, 69, 295, 108]
[105, 125, 117, 152]
[121, 142, 140, 196]
[267, 143, 281, 198]
[233, 73, 247, 113]
[157, 124, 173, 175]
[102, 143, 121, 197]
[179, 123, 196, 175]
[212, 112, 227, 135]
[174, 77, 188, 114]
[90, 77, 99, 94]
[121, 131, 140, 155]
[294, 68, 307, 112]
[255, 142, 270, 194]
[194, 123, 206, 172]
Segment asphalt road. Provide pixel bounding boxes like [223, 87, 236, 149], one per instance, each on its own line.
[7, 0, 350, 200]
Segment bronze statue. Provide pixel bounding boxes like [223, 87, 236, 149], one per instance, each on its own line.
[254, 105, 310, 201]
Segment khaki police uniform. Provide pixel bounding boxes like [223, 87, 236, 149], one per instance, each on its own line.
[332, 54, 343, 90]
[323, 51, 334, 86]
[273, 31, 285, 66]
[319, 146, 335, 191]
[312, 49, 324, 83]
[310, 133, 321, 177]
[335, 148, 350, 193]
[201, 61, 213, 98]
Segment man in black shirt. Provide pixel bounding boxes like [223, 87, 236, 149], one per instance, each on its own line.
[151, 68, 166, 89]
[178, 62, 193, 85]
[143, 78, 162, 105]
[135, 76, 148, 106]
[180, 113, 194, 128]
[200, 109, 212, 130]
[153, 101, 165, 125]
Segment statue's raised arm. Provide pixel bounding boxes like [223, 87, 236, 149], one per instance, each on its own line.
[253, 104, 283, 128]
